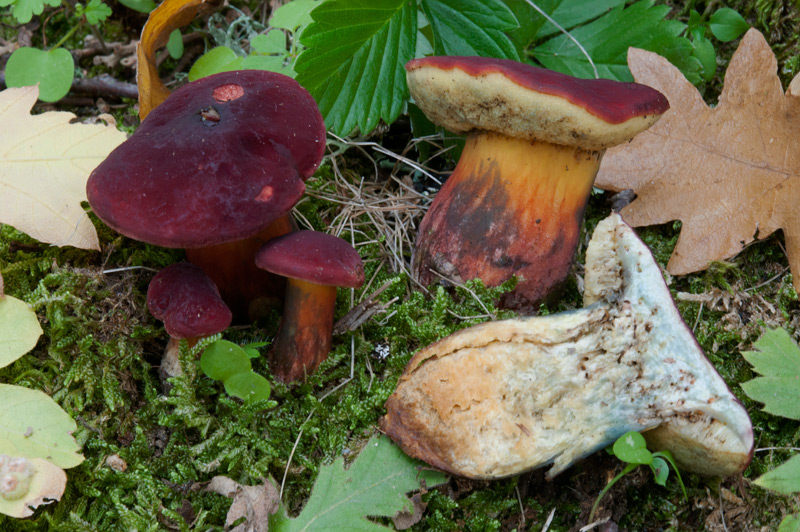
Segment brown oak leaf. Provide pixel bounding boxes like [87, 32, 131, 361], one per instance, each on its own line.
[595, 28, 800, 293]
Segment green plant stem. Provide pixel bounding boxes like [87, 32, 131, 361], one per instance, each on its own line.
[51, 22, 83, 50]
[588, 463, 638, 525]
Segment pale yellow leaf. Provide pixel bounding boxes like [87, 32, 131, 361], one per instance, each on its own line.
[0, 85, 127, 250]
[0, 456, 67, 518]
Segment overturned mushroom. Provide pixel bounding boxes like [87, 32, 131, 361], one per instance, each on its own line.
[407, 56, 669, 310]
[381, 213, 753, 479]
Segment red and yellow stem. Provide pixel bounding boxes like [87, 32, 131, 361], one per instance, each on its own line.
[413, 131, 602, 310]
[269, 278, 337, 382]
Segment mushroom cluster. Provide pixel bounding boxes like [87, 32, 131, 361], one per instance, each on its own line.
[381, 213, 753, 479]
[406, 56, 670, 310]
[87, 70, 363, 381]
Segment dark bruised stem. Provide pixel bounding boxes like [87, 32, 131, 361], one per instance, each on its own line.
[270, 278, 337, 382]
[186, 215, 296, 320]
[413, 131, 602, 310]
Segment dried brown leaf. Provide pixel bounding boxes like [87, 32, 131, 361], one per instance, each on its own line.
[206, 476, 279, 532]
[595, 29, 800, 293]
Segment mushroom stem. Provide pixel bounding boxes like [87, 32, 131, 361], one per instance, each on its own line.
[270, 278, 336, 382]
[414, 131, 601, 309]
[186, 215, 295, 320]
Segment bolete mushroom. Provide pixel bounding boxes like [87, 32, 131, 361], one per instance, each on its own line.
[87, 69, 326, 318]
[254, 230, 365, 382]
[147, 263, 233, 375]
[381, 213, 753, 479]
[407, 56, 669, 310]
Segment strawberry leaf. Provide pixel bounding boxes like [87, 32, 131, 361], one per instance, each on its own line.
[420, 0, 519, 59]
[742, 328, 800, 420]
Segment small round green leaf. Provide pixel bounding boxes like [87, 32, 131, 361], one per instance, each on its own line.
[612, 432, 652, 465]
[224, 372, 271, 404]
[691, 36, 717, 81]
[0, 296, 43, 369]
[651, 456, 669, 486]
[167, 29, 184, 60]
[117, 0, 157, 13]
[5, 47, 74, 102]
[709, 8, 749, 42]
[188, 46, 240, 81]
[200, 340, 251, 382]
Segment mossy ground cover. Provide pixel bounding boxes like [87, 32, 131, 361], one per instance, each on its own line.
[2, 1, 800, 530]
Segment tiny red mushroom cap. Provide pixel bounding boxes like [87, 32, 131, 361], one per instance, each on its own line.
[147, 263, 233, 339]
[254, 230, 365, 288]
[86, 70, 326, 249]
[405, 56, 670, 150]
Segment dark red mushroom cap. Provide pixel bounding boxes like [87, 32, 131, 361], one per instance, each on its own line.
[254, 230, 365, 288]
[87, 70, 326, 248]
[406, 56, 669, 150]
[147, 263, 233, 338]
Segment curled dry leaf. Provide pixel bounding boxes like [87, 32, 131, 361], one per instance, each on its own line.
[206, 476, 279, 532]
[137, 0, 223, 119]
[596, 28, 800, 293]
[0, 456, 67, 518]
[0, 86, 126, 249]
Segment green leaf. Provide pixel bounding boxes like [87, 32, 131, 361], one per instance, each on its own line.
[652, 449, 687, 499]
[709, 8, 749, 42]
[742, 328, 800, 420]
[531, 0, 688, 81]
[189, 46, 241, 81]
[270, 0, 317, 31]
[0, 296, 42, 369]
[692, 35, 716, 81]
[0, 384, 83, 468]
[270, 435, 447, 531]
[650, 456, 669, 486]
[167, 29, 184, 60]
[537, 0, 626, 39]
[612, 431, 652, 465]
[2, 0, 60, 24]
[420, 0, 519, 59]
[117, 0, 156, 13]
[754, 454, 800, 495]
[295, 0, 417, 136]
[778, 514, 800, 532]
[83, 0, 112, 25]
[4, 47, 74, 102]
[251, 31, 289, 55]
[200, 340, 252, 382]
[223, 372, 271, 404]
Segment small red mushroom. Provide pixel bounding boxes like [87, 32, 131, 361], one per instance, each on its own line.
[254, 230, 365, 382]
[406, 56, 669, 310]
[87, 70, 326, 318]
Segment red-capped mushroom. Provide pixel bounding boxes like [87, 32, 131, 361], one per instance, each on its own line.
[254, 230, 365, 382]
[87, 70, 326, 318]
[147, 262, 233, 374]
[407, 56, 669, 310]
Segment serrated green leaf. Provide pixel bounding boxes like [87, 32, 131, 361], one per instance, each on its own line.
[0, 296, 42, 369]
[754, 454, 800, 495]
[537, 0, 626, 39]
[201, 340, 252, 382]
[742, 328, 800, 378]
[2, 0, 60, 24]
[84, 0, 111, 25]
[270, 436, 447, 531]
[742, 328, 800, 420]
[612, 431, 652, 465]
[709, 7, 749, 42]
[0, 384, 83, 468]
[421, 0, 519, 59]
[295, 0, 416, 136]
[223, 372, 271, 404]
[4, 47, 74, 102]
[741, 376, 800, 419]
[531, 0, 687, 81]
[270, 0, 317, 31]
[778, 514, 800, 532]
